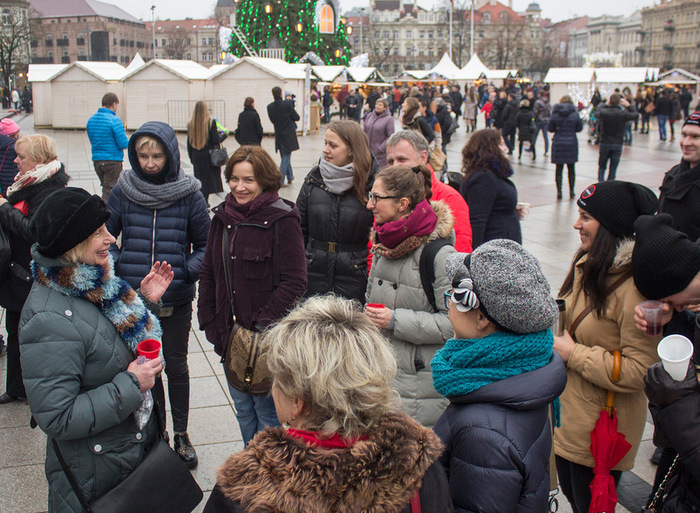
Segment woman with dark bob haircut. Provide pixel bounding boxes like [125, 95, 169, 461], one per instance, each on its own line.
[460, 128, 522, 248]
[198, 145, 307, 445]
[203, 295, 452, 512]
[235, 97, 263, 146]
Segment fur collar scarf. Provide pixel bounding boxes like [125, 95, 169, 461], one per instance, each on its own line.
[215, 411, 444, 513]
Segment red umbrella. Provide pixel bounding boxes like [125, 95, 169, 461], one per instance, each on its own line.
[588, 351, 632, 513]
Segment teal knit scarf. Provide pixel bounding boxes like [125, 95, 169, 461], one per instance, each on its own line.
[431, 330, 560, 425]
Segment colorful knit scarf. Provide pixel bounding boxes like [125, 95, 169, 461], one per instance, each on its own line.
[32, 255, 162, 357]
[373, 198, 437, 259]
[431, 329, 560, 425]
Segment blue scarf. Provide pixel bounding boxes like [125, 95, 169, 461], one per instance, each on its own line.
[431, 330, 560, 425]
[32, 255, 163, 358]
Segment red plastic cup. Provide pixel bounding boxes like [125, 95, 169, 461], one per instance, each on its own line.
[639, 301, 664, 336]
[366, 303, 385, 309]
[137, 339, 161, 360]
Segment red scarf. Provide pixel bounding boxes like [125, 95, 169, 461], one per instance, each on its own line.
[287, 428, 367, 449]
[374, 198, 437, 249]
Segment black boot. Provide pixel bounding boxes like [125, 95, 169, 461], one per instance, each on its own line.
[174, 432, 198, 469]
[568, 165, 576, 199]
[555, 166, 563, 200]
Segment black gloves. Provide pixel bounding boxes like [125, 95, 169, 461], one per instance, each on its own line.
[645, 361, 699, 409]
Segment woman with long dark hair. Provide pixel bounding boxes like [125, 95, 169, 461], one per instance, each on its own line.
[187, 100, 228, 206]
[553, 181, 660, 513]
[401, 96, 435, 144]
[296, 120, 375, 303]
[460, 129, 521, 248]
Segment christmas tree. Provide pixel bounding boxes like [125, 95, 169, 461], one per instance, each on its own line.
[228, 0, 350, 64]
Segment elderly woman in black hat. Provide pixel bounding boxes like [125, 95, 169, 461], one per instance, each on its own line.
[19, 187, 173, 512]
[553, 180, 661, 513]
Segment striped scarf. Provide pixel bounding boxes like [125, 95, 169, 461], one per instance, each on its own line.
[31, 255, 162, 357]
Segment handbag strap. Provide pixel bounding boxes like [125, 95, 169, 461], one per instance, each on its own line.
[410, 490, 422, 513]
[646, 454, 680, 512]
[0, 144, 11, 175]
[569, 271, 632, 340]
[221, 226, 237, 322]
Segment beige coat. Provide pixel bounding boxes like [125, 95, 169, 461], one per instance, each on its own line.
[366, 200, 456, 428]
[553, 240, 660, 470]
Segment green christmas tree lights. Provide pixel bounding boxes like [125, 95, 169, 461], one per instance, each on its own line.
[228, 0, 350, 64]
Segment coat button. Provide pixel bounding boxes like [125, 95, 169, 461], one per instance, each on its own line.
[136, 433, 142, 440]
[227, 225, 231, 229]
[64, 310, 72, 317]
[378, 279, 383, 285]
[94, 444, 102, 452]
[393, 284, 398, 290]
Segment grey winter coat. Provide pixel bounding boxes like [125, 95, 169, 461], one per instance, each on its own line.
[363, 109, 395, 168]
[19, 248, 156, 513]
[366, 200, 456, 427]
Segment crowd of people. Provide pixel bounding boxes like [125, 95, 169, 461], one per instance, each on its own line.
[0, 81, 698, 513]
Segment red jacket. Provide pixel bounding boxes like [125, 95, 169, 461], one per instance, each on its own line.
[431, 169, 472, 252]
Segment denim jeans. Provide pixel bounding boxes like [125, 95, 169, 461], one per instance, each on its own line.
[226, 383, 279, 446]
[280, 152, 293, 183]
[657, 114, 668, 140]
[323, 106, 330, 123]
[597, 143, 623, 181]
[534, 118, 550, 154]
[502, 125, 516, 153]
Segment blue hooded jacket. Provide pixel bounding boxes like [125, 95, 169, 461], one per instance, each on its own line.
[86, 107, 129, 161]
[106, 121, 210, 307]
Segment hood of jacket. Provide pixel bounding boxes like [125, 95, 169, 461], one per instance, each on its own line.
[214, 411, 444, 513]
[448, 353, 566, 410]
[127, 121, 180, 183]
[552, 103, 576, 117]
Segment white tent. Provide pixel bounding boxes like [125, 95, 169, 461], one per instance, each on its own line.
[123, 59, 211, 130]
[393, 70, 431, 82]
[544, 68, 596, 106]
[310, 65, 345, 83]
[126, 52, 146, 73]
[427, 53, 462, 81]
[455, 53, 489, 81]
[48, 62, 128, 129]
[335, 67, 386, 84]
[595, 67, 659, 97]
[207, 57, 306, 134]
[28, 64, 69, 127]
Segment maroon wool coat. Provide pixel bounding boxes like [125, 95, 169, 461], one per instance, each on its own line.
[197, 194, 307, 356]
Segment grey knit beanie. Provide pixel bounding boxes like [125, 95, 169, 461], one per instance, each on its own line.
[445, 239, 557, 333]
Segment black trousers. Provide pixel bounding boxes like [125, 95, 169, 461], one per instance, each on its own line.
[4, 309, 25, 398]
[151, 303, 192, 433]
[556, 456, 622, 513]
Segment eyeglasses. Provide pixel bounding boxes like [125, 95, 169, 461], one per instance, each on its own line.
[367, 191, 399, 206]
[444, 289, 453, 310]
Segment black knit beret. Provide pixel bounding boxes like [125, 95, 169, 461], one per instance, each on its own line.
[632, 214, 700, 300]
[30, 187, 111, 258]
[577, 181, 657, 238]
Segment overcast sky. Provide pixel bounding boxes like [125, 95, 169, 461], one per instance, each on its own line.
[120, 0, 656, 24]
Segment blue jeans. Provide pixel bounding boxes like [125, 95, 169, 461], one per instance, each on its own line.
[598, 143, 623, 181]
[657, 114, 668, 140]
[534, 119, 550, 154]
[502, 125, 516, 153]
[280, 152, 293, 183]
[323, 106, 330, 123]
[226, 382, 279, 446]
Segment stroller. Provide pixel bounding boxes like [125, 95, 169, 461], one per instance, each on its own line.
[585, 106, 599, 145]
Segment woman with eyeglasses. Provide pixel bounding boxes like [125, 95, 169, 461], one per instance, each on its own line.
[296, 120, 376, 304]
[432, 241, 566, 513]
[364, 164, 456, 428]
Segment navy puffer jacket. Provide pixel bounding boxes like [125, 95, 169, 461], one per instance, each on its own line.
[0, 134, 17, 195]
[106, 121, 210, 307]
[548, 103, 583, 165]
[434, 354, 567, 513]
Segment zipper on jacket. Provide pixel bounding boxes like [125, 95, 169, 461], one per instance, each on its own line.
[150, 210, 157, 267]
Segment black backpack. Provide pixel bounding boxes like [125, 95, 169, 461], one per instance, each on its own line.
[419, 238, 451, 312]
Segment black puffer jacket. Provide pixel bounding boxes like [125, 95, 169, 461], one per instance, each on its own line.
[516, 107, 535, 142]
[296, 162, 376, 304]
[548, 103, 584, 165]
[435, 354, 567, 513]
[597, 103, 638, 145]
[659, 160, 700, 242]
[0, 167, 69, 310]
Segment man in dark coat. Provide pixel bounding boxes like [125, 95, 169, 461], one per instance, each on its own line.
[267, 86, 299, 185]
[596, 93, 638, 181]
[655, 88, 673, 142]
[501, 93, 519, 155]
[491, 90, 507, 130]
[449, 85, 463, 118]
[679, 86, 693, 119]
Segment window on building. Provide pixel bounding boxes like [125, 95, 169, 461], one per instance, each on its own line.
[418, 48, 424, 56]
[202, 38, 206, 45]
[406, 30, 412, 38]
[483, 12, 491, 23]
[419, 30, 424, 38]
[383, 30, 389, 38]
[187, 53, 191, 60]
[374, 31, 380, 38]
[393, 30, 398, 38]
[428, 47, 433, 56]
[162, 39, 166, 46]
[406, 47, 413, 56]
[2, 9, 10, 25]
[500, 11, 508, 21]
[393, 46, 398, 55]
[394, 64, 399, 73]
[428, 31, 433, 38]
[319, 4, 334, 34]
[354, 36, 359, 44]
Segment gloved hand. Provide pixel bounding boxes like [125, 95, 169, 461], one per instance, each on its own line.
[644, 361, 699, 409]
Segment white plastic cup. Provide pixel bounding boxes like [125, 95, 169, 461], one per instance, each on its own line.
[657, 335, 694, 381]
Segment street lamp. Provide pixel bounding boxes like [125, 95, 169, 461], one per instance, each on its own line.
[346, 25, 353, 35]
[264, 3, 272, 14]
[296, 22, 303, 32]
[335, 48, 341, 58]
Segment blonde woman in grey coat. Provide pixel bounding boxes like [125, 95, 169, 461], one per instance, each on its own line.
[364, 164, 455, 427]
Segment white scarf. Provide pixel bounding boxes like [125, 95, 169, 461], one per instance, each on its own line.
[318, 157, 355, 195]
[6, 159, 62, 198]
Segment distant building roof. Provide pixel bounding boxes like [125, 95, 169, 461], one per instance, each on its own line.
[216, 0, 235, 6]
[31, 0, 141, 23]
[146, 18, 219, 31]
[373, 0, 400, 10]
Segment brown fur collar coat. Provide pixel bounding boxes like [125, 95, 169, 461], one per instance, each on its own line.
[214, 411, 444, 513]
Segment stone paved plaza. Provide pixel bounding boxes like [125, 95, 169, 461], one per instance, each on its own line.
[0, 110, 682, 512]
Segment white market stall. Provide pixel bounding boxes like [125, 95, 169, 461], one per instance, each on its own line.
[543, 68, 596, 107]
[427, 53, 462, 82]
[479, 69, 519, 88]
[595, 67, 659, 98]
[454, 53, 489, 85]
[123, 59, 211, 130]
[28, 64, 68, 127]
[49, 62, 128, 129]
[207, 57, 306, 134]
[646, 68, 700, 98]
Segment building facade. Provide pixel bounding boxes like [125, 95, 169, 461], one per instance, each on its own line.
[0, 0, 30, 83]
[146, 18, 221, 64]
[30, 0, 153, 65]
[640, 0, 700, 72]
[566, 13, 644, 68]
